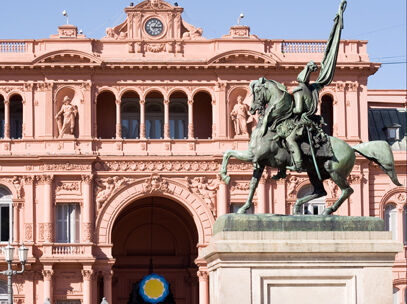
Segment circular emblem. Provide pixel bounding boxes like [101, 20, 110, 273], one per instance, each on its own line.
[139, 273, 169, 303]
[145, 18, 164, 36]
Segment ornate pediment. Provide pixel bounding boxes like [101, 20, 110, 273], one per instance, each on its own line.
[135, 0, 175, 10]
[32, 50, 102, 66]
[208, 51, 277, 65]
[103, 0, 204, 42]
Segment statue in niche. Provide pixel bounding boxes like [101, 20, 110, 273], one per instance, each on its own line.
[220, 0, 403, 216]
[230, 95, 250, 137]
[55, 96, 78, 138]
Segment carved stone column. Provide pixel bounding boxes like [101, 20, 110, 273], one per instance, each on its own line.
[23, 176, 35, 242]
[188, 99, 194, 139]
[214, 82, 227, 138]
[197, 269, 209, 304]
[103, 270, 113, 304]
[42, 268, 54, 303]
[164, 99, 170, 139]
[115, 99, 122, 139]
[41, 175, 54, 243]
[4, 99, 9, 138]
[217, 180, 228, 217]
[140, 99, 146, 139]
[82, 268, 94, 304]
[257, 177, 267, 214]
[81, 175, 93, 243]
[211, 98, 216, 139]
[12, 202, 20, 243]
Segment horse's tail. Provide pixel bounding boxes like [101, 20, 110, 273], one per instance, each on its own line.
[353, 141, 402, 186]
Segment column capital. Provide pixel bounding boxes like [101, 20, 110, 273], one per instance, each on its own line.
[23, 175, 36, 185]
[3, 99, 9, 105]
[139, 99, 146, 105]
[188, 99, 194, 105]
[115, 99, 121, 105]
[81, 174, 93, 184]
[164, 99, 170, 105]
[39, 174, 54, 185]
[197, 270, 209, 281]
[42, 269, 54, 281]
[81, 269, 95, 281]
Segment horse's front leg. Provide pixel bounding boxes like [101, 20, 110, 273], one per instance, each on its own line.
[237, 164, 265, 214]
[220, 149, 254, 185]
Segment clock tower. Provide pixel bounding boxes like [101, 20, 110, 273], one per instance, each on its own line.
[104, 0, 204, 41]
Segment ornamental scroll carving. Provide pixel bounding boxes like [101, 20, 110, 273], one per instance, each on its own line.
[94, 160, 220, 173]
[95, 176, 135, 209]
[286, 175, 306, 199]
[55, 181, 80, 193]
[187, 177, 218, 215]
[230, 181, 250, 192]
[143, 174, 172, 194]
[11, 176, 24, 199]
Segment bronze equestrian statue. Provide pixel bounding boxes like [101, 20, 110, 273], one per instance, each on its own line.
[220, 0, 402, 215]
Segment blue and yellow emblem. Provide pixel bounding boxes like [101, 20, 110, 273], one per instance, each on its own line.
[139, 274, 169, 303]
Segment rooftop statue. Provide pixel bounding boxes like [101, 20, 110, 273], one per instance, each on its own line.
[220, 0, 402, 215]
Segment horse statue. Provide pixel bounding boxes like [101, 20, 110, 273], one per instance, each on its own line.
[220, 77, 402, 215]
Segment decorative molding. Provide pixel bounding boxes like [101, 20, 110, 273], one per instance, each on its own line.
[42, 269, 54, 280]
[143, 174, 172, 194]
[55, 181, 80, 194]
[230, 181, 250, 192]
[24, 223, 33, 241]
[94, 160, 220, 173]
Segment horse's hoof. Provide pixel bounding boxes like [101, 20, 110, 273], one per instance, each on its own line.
[322, 207, 333, 216]
[236, 207, 247, 214]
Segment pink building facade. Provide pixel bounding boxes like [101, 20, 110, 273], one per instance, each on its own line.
[0, 1, 405, 303]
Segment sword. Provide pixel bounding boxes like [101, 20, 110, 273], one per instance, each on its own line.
[306, 125, 322, 181]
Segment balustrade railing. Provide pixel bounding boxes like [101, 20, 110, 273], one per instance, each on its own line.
[281, 41, 326, 53]
[0, 41, 27, 53]
[52, 244, 84, 255]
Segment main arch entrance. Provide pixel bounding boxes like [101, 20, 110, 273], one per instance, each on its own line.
[111, 196, 199, 304]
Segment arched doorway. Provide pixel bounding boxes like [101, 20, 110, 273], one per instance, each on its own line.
[111, 196, 199, 304]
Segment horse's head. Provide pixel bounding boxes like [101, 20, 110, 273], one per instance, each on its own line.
[249, 77, 269, 116]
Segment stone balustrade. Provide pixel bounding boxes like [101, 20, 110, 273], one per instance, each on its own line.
[52, 244, 85, 255]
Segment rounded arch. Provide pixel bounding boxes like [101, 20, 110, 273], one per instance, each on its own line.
[192, 88, 214, 101]
[379, 187, 407, 218]
[7, 91, 24, 102]
[168, 87, 190, 100]
[207, 50, 279, 65]
[96, 91, 116, 139]
[96, 87, 119, 101]
[0, 184, 13, 199]
[118, 88, 142, 100]
[143, 87, 166, 100]
[32, 49, 103, 66]
[320, 93, 334, 136]
[9, 94, 23, 139]
[96, 178, 215, 248]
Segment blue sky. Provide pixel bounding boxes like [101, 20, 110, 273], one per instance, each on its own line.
[0, 0, 405, 89]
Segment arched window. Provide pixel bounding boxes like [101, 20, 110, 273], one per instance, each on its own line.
[121, 91, 140, 139]
[97, 91, 116, 139]
[0, 187, 12, 243]
[384, 204, 398, 241]
[321, 94, 333, 136]
[10, 94, 23, 139]
[297, 184, 326, 215]
[403, 205, 407, 245]
[169, 91, 188, 139]
[0, 95, 4, 138]
[393, 287, 399, 304]
[193, 91, 212, 139]
[145, 92, 164, 139]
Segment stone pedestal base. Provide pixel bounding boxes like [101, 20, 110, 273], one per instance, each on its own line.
[202, 214, 402, 304]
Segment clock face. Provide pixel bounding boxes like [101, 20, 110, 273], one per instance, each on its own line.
[145, 18, 164, 36]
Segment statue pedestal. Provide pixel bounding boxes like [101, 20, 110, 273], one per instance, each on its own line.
[201, 214, 402, 304]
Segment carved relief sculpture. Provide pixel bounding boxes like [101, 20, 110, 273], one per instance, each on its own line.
[187, 177, 218, 214]
[55, 96, 78, 138]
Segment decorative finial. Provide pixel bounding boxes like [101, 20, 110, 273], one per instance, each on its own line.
[62, 10, 69, 25]
[237, 13, 244, 25]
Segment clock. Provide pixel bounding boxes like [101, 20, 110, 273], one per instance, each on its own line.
[145, 18, 164, 36]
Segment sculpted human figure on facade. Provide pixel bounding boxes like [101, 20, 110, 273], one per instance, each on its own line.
[55, 96, 78, 138]
[230, 95, 250, 137]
